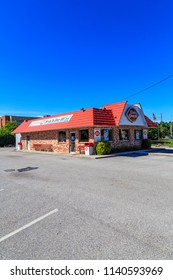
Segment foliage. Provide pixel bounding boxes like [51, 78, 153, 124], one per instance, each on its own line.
[142, 139, 151, 149]
[96, 141, 111, 155]
[148, 121, 173, 140]
[148, 128, 158, 140]
[111, 145, 141, 153]
[0, 135, 15, 147]
[0, 121, 18, 136]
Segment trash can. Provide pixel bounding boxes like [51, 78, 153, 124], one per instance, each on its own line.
[85, 143, 93, 155]
[18, 142, 22, 150]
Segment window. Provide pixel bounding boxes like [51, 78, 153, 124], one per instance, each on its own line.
[58, 131, 66, 142]
[119, 129, 129, 140]
[79, 130, 89, 142]
[134, 130, 142, 140]
[101, 129, 113, 141]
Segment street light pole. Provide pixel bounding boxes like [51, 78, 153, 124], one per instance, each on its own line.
[170, 116, 172, 137]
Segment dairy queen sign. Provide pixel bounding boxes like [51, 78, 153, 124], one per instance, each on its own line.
[125, 107, 139, 123]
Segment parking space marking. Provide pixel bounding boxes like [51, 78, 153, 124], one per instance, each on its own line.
[0, 208, 58, 243]
[0, 189, 4, 192]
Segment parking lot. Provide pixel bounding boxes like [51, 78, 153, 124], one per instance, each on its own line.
[0, 148, 173, 259]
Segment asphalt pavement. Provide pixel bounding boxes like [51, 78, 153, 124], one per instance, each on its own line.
[0, 148, 173, 259]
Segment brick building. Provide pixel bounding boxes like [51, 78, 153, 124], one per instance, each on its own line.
[0, 115, 37, 128]
[13, 101, 157, 154]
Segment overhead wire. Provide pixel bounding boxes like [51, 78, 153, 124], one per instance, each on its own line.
[120, 74, 173, 101]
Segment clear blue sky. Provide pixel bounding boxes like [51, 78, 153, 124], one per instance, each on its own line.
[0, 0, 173, 121]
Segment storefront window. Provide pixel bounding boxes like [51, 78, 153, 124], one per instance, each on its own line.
[58, 131, 66, 142]
[119, 129, 129, 140]
[134, 130, 142, 140]
[101, 129, 113, 141]
[79, 130, 89, 142]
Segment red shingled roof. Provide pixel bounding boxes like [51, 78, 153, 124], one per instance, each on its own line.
[144, 115, 158, 128]
[13, 102, 156, 134]
[93, 108, 115, 126]
[13, 107, 117, 134]
[102, 101, 127, 125]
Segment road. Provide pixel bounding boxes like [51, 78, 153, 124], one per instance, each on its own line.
[0, 148, 173, 259]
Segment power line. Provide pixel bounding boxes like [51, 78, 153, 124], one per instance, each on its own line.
[120, 74, 173, 101]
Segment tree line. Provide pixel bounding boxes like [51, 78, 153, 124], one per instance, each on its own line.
[148, 121, 173, 140]
[0, 121, 18, 147]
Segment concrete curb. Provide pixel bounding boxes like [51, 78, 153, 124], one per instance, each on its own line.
[14, 147, 173, 159]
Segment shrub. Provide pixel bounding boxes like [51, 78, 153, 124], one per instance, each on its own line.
[142, 139, 151, 149]
[96, 141, 111, 155]
[0, 135, 15, 147]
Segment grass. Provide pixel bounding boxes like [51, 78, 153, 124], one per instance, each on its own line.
[151, 139, 173, 148]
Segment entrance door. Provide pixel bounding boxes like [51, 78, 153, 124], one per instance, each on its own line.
[26, 136, 30, 150]
[70, 132, 76, 153]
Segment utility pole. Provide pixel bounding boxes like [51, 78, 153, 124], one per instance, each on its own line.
[158, 123, 160, 140]
[170, 116, 172, 137]
[160, 113, 163, 139]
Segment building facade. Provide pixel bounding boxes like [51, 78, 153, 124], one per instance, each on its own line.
[13, 102, 157, 154]
[0, 115, 37, 128]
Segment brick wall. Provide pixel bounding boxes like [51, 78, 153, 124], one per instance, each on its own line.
[21, 127, 95, 153]
[0, 116, 10, 128]
[110, 126, 143, 148]
[21, 126, 144, 153]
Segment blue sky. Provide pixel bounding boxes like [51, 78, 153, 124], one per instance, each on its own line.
[0, 0, 173, 121]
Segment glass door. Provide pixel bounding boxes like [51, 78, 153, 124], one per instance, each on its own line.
[70, 132, 75, 153]
[26, 135, 30, 150]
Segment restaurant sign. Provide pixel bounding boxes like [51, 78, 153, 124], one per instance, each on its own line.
[125, 107, 139, 123]
[29, 114, 73, 127]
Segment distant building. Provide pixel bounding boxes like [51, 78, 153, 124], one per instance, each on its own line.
[0, 115, 38, 128]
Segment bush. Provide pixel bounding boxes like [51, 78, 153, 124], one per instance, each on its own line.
[0, 135, 15, 147]
[96, 141, 111, 155]
[142, 139, 151, 149]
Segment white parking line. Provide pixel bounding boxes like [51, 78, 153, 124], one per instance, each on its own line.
[0, 208, 58, 243]
[0, 189, 4, 192]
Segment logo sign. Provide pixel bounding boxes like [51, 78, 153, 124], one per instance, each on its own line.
[94, 129, 101, 142]
[29, 114, 73, 127]
[125, 107, 139, 123]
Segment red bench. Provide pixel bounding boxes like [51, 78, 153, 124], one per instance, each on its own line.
[33, 144, 52, 152]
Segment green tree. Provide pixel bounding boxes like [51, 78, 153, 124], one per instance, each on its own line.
[148, 121, 171, 140]
[148, 128, 158, 140]
[0, 121, 18, 135]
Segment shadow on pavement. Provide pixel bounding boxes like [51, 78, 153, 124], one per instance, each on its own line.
[120, 152, 148, 157]
[149, 148, 173, 154]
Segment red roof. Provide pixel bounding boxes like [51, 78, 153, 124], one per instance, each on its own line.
[13, 101, 156, 133]
[144, 115, 158, 128]
[13, 107, 117, 134]
[102, 101, 127, 125]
